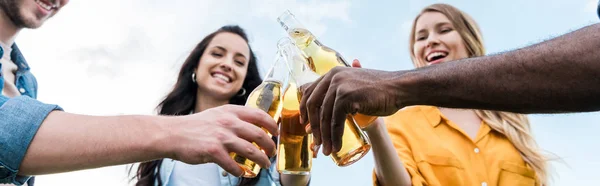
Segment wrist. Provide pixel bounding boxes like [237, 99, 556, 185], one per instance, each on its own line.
[144, 115, 177, 160]
[387, 70, 426, 107]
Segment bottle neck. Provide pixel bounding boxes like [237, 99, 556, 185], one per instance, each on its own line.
[264, 55, 289, 86]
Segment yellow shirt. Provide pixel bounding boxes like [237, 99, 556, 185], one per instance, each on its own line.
[374, 106, 538, 186]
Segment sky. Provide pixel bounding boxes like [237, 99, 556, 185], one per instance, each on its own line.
[15, 0, 600, 185]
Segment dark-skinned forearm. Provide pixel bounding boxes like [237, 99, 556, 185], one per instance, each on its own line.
[397, 23, 600, 114]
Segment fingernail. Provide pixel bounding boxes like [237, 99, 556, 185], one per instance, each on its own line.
[311, 143, 321, 158]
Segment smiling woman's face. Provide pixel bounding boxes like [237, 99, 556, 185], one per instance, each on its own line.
[412, 11, 469, 66]
[194, 32, 251, 100]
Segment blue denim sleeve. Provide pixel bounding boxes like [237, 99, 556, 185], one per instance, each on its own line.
[0, 95, 62, 184]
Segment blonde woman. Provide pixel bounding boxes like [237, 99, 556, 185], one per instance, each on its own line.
[363, 4, 548, 186]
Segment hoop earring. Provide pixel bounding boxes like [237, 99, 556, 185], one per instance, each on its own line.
[237, 88, 246, 97]
[191, 73, 196, 83]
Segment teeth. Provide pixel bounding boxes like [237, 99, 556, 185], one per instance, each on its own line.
[213, 73, 231, 83]
[35, 0, 55, 11]
[427, 52, 447, 62]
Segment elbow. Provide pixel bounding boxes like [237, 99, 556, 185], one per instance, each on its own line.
[402, 180, 412, 186]
[377, 175, 412, 186]
[395, 180, 413, 186]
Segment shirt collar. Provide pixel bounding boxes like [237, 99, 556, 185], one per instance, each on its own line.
[420, 106, 492, 142]
[419, 106, 443, 127]
[0, 43, 31, 71]
[11, 44, 30, 71]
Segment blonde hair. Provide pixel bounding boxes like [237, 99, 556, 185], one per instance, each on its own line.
[409, 3, 548, 184]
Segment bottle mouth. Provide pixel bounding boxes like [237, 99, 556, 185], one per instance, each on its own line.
[277, 37, 293, 49]
[277, 37, 298, 76]
[277, 10, 298, 32]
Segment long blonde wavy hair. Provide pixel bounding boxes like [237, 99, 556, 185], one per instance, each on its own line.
[408, 3, 549, 185]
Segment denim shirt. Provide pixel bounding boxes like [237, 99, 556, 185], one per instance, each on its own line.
[159, 157, 282, 186]
[0, 44, 63, 185]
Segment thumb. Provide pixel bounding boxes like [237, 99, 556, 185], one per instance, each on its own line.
[351, 59, 362, 68]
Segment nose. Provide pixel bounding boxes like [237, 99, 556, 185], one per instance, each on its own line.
[426, 34, 440, 48]
[219, 59, 233, 72]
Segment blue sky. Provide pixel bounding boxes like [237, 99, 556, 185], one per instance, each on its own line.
[18, 0, 600, 185]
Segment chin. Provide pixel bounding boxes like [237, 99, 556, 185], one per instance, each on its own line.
[209, 88, 237, 98]
[25, 22, 43, 28]
[21, 18, 45, 29]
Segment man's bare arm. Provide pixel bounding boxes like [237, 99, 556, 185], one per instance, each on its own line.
[19, 105, 278, 176]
